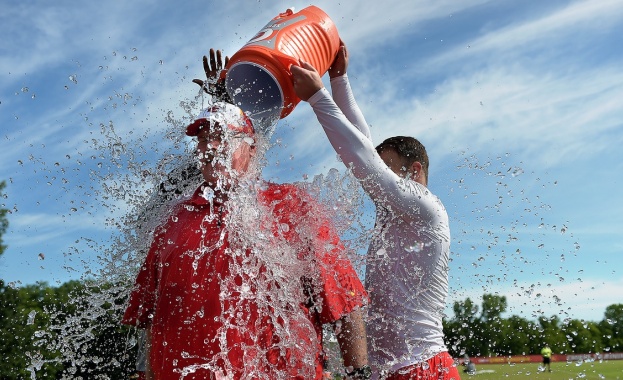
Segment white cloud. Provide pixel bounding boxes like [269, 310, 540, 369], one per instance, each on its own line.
[344, 64, 623, 171]
[422, 0, 623, 72]
[447, 276, 623, 322]
[316, 0, 493, 48]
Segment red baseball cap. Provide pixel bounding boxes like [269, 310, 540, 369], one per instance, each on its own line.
[186, 102, 254, 137]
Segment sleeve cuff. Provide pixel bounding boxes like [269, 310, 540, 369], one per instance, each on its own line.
[308, 87, 331, 106]
[329, 73, 349, 86]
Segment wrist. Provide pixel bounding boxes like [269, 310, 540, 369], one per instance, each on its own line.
[330, 73, 348, 85]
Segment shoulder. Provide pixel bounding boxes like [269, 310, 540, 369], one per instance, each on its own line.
[259, 182, 315, 206]
[259, 183, 328, 228]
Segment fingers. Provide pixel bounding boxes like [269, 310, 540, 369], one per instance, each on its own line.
[192, 79, 208, 93]
[297, 59, 316, 72]
[205, 49, 228, 73]
[209, 49, 217, 72]
[202, 55, 210, 75]
[215, 50, 223, 70]
[290, 64, 302, 80]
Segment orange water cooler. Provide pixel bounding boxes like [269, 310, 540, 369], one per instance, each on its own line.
[225, 6, 340, 129]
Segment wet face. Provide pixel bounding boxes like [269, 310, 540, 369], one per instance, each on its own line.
[196, 124, 255, 190]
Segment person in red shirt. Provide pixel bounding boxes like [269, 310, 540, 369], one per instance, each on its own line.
[122, 95, 369, 379]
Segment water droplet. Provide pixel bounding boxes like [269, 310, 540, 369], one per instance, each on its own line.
[27, 310, 37, 325]
[406, 242, 424, 253]
[511, 167, 524, 177]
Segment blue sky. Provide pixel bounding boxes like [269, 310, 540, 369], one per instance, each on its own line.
[1, 0, 622, 323]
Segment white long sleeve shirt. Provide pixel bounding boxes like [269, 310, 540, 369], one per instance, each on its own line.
[308, 75, 451, 375]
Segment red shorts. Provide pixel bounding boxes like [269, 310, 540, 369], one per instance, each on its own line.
[384, 352, 461, 380]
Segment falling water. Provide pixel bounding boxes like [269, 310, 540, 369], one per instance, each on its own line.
[24, 87, 370, 378]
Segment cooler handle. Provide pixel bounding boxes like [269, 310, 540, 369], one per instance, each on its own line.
[275, 8, 295, 20]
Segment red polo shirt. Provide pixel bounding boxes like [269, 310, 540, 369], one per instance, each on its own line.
[122, 183, 366, 379]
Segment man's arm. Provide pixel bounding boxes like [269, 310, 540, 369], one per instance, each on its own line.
[335, 308, 368, 368]
[328, 43, 371, 140]
[291, 61, 439, 218]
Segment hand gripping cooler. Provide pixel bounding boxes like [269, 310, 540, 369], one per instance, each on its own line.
[225, 6, 340, 128]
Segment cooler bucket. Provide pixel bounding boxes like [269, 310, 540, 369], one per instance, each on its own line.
[225, 6, 340, 126]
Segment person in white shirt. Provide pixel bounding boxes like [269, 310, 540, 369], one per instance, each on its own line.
[291, 42, 461, 380]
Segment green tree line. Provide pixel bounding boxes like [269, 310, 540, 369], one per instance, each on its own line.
[444, 293, 623, 358]
[3, 282, 623, 378]
[0, 279, 137, 379]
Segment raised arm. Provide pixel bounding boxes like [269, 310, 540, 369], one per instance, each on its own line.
[291, 62, 441, 219]
[328, 43, 371, 140]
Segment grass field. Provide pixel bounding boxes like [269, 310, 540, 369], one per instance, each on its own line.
[467, 360, 623, 379]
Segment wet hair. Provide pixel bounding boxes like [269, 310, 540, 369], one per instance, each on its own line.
[375, 136, 429, 181]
